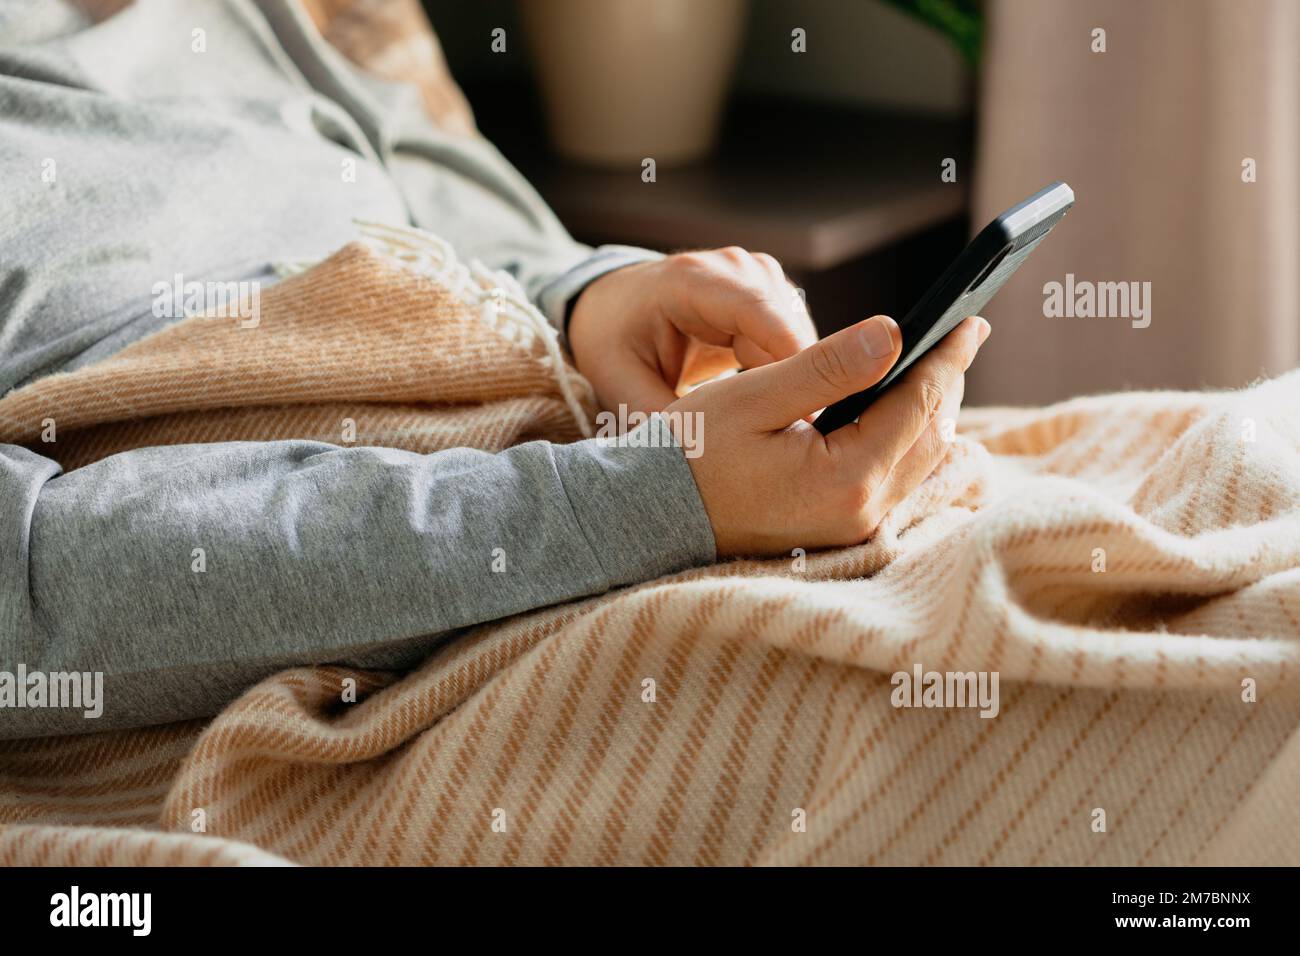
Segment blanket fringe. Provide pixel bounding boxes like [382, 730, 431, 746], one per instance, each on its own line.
[275, 222, 595, 438]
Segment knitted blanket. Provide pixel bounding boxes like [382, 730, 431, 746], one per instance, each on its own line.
[1, 228, 1299, 866]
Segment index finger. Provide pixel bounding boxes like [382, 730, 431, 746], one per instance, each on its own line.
[736, 289, 819, 362]
[674, 278, 817, 363]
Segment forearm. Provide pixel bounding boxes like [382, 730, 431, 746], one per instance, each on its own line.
[0, 417, 714, 738]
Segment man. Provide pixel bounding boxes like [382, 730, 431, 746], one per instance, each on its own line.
[0, 0, 985, 736]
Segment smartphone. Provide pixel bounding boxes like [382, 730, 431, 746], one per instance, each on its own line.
[814, 181, 1075, 434]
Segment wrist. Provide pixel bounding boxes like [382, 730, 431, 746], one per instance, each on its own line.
[556, 412, 718, 578]
[568, 259, 655, 372]
[547, 248, 665, 348]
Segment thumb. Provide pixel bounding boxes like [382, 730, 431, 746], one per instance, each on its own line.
[732, 315, 901, 430]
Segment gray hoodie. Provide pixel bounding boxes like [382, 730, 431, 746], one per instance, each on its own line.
[0, 0, 716, 737]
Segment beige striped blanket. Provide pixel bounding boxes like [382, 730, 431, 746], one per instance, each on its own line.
[2, 226, 1300, 866]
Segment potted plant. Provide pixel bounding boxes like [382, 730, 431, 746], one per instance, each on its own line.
[520, 0, 749, 168]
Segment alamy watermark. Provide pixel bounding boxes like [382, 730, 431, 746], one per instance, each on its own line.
[1043, 273, 1151, 329]
[0, 664, 104, 719]
[890, 664, 1000, 718]
[50, 886, 150, 936]
[594, 405, 704, 459]
[152, 273, 261, 328]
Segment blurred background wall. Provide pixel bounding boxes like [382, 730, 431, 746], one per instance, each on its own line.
[736, 0, 969, 116]
[423, 0, 1300, 406]
[970, 0, 1300, 405]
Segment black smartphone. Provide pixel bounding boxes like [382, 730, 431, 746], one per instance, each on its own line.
[814, 181, 1075, 434]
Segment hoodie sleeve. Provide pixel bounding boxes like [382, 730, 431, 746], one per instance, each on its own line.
[0, 414, 715, 738]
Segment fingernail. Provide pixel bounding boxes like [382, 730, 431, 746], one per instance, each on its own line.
[975, 317, 991, 345]
[861, 316, 893, 358]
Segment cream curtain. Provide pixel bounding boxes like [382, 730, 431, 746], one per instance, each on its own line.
[968, 0, 1300, 405]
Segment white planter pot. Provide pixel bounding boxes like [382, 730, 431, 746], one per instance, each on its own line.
[520, 0, 748, 168]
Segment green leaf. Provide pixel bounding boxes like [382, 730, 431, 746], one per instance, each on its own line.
[877, 0, 984, 67]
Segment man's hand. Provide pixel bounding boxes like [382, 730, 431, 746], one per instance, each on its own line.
[567, 248, 817, 415]
[667, 314, 990, 558]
